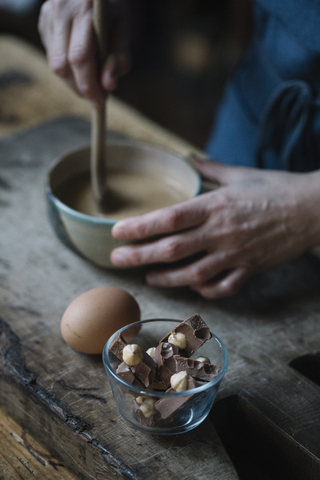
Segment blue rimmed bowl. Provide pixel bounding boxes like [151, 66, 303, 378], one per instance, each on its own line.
[46, 140, 201, 268]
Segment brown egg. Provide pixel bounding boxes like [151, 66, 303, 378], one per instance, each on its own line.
[61, 286, 141, 354]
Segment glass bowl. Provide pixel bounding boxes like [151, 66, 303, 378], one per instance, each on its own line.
[103, 318, 229, 435]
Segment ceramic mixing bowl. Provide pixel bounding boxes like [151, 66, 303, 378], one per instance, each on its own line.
[46, 140, 201, 268]
[103, 318, 229, 435]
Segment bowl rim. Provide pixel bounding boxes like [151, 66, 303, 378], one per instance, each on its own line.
[46, 139, 202, 225]
[103, 318, 229, 397]
[47, 190, 117, 225]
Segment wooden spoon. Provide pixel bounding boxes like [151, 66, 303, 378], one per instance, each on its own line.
[91, 0, 108, 210]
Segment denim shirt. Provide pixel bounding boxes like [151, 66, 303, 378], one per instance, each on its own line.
[206, 1, 320, 171]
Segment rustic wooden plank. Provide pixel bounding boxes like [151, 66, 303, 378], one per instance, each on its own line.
[0, 452, 22, 480]
[0, 407, 77, 480]
[0, 117, 239, 479]
[1, 34, 320, 480]
[211, 349, 320, 479]
[1, 114, 320, 480]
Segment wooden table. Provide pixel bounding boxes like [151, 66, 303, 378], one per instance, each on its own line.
[0, 35, 320, 480]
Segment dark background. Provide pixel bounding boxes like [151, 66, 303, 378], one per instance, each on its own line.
[0, 0, 252, 149]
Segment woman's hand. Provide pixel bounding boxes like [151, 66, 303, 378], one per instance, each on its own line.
[38, 0, 130, 108]
[111, 157, 320, 298]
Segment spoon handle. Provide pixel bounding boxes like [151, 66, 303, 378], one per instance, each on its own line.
[91, 0, 108, 207]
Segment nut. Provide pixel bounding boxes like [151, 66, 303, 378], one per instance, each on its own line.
[136, 395, 147, 405]
[195, 356, 211, 364]
[146, 347, 156, 358]
[170, 371, 188, 392]
[139, 398, 157, 418]
[122, 344, 143, 366]
[168, 332, 187, 350]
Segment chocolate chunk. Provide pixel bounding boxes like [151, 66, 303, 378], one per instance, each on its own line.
[109, 332, 127, 360]
[116, 362, 135, 383]
[131, 350, 157, 387]
[116, 362, 145, 388]
[149, 368, 172, 390]
[110, 333, 157, 388]
[174, 356, 221, 381]
[135, 407, 157, 427]
[133, 398, 162, 427]
[149, 342, 179, 389]
[155, 376, 199, 419]
[160, 314, 212, 357]
[154, 342, 179, 371]
[116, 362, 146, 395]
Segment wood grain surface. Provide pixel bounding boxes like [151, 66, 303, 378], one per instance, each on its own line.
[0, 406, 77, 480]
[0, 35, 320, 480]
[0, 116, 239, 480]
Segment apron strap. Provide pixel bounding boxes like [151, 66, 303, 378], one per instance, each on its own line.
[234, 39, 320, 171]
[257, 80, 320, 170]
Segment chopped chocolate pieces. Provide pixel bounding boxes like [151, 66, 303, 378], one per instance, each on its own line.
[110, 313, 219, 428]
[131, 350, 157, 387]
[151, 342, 178, 388]
[109, 332, 127, 360]
[135, 407, 158, 427]
[133, 397, 162, 426]
[154, 342, 178, 371]
[155, 377, 199, 419]
[174, 356, 221, 381]
[116, 362, 136, 383]
[150, 368, 171, 390]
[115, 362, 144, 388]
[160, 314, 212, 357]
[185, 314, 212, 341]
[109, 332, 157, 387]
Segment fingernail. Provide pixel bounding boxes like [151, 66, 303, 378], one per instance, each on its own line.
[146, 273, 158, 286]
[90, 99, 103, 109]
[189, 153, 210, 163]
[111, 250, 126, 266]
[102, 71, 117, 91]
[112, 222, 126, 239]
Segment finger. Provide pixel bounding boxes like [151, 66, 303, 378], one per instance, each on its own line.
[38, 1, 51, 48]
[191, 266, 252, 299]
[45, 3, 73, 82]
[111, 226, 210, 267]
[102, 51, 131, 90]
[190, 154, 250, 185]
[112, 199, 208, 241]
[38, 2, 78, 92]
[68, 9, 105, 107]
[144, 251, 234, 287]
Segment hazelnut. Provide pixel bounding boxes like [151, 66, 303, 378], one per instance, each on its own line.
[136, 395, 147, 405]
[146, 347, 156, 359]
[195, 356, 211, 364]
[168, 332, 187, 350]
[139, 398, 157, 418]
[170, 371, 188, 392]
[122, 344, 143, 366]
